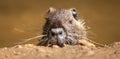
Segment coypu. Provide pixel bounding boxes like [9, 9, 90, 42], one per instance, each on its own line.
[38, 7, 88, 47]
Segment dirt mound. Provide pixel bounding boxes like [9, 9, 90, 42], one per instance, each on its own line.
[0, 42, 120, 59]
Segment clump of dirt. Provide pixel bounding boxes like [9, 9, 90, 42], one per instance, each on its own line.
[0, 42, 120, 59]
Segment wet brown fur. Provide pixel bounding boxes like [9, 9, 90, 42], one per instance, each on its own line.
[38, 8, 87, 47]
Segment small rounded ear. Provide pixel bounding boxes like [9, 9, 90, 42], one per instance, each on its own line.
[70, 8, 78, 20]
[70, 8, 77, 14]
[47, 7, 56, 13]
[45, 7, 56, 20]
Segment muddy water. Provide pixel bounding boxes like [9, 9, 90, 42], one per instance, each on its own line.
[0, 0, 120, 47]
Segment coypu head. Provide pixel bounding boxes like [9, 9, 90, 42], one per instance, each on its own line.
[38, 7, 87, 47]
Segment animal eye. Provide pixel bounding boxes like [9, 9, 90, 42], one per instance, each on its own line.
[69, 20, 72, 24]
[71, 8, 78, 20]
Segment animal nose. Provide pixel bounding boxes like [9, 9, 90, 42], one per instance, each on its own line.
[50, 28, 64, 38]
[50, 28, 66, 47]
[50, 28, 66, 40]
[51, 31, 63, 37]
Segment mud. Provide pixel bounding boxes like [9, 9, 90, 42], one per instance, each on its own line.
[0, 42, 120, 59]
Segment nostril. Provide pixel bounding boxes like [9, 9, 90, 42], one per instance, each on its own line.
[51, 32, 55, 36]
[59, 31, 62, 35]
[50, 28, 64, 37]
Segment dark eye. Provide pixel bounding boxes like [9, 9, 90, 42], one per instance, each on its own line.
[71, 8, 78, 20]
[69, 20, 72, 24]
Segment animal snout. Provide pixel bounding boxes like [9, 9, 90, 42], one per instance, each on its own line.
[49, 28, 66, 46]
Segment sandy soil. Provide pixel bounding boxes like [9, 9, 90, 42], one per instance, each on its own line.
[0, 42, 120, 59]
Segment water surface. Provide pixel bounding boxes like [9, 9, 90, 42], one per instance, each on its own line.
[0, 0, 120, 47]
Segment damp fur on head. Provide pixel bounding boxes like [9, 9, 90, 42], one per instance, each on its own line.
[39, 7, 88, 46]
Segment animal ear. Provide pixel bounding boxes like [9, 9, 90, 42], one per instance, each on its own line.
[45, 7, 56, 20]
[70, 8, 78, 20]
[47, 7, 56, 13]
[70, 8, 77, 12]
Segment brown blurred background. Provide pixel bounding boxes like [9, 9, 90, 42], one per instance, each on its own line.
[0, 0, 120, 47]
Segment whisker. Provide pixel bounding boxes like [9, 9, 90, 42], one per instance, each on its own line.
[15, 35, 47, 45]
[47, 40, 52, 47]
[38, 38, 48, 46]
[66, 39, 70, 45]
[66, 36, 74, 45]
[87, 39, 107, 47]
